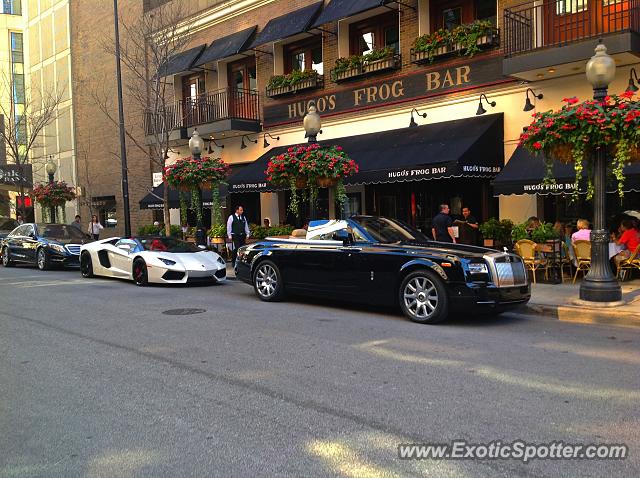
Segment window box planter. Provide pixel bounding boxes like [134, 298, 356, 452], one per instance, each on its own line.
[410, 25, 500, 65]
[331, 53, 401, 83]
[266, 72, 323, 98]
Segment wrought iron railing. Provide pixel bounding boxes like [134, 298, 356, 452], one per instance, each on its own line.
[504, 0, 640, 57]
[143, 87, 260, 136]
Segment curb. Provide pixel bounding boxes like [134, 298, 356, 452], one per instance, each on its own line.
[520, 303, 640, 328]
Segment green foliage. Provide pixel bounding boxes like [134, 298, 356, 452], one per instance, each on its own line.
[208, 223, 227, 238]
[531, 222, 559, 243]
[248, 224, 295, 240]
[479, 218, 513, 243]
[413, 20, 495, 61]
[267, 69, 317, 91]
[332, 47, 394, 78]
[511, 222, 529, 242]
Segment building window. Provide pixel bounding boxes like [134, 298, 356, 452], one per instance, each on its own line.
[10, 32, 25, 145]
[431, 0, 497, 31]
[1, 0, 21, 15]
[556, 0, 587, 15]
[349, 12, 399, 56]
[283, 38, 323, 75]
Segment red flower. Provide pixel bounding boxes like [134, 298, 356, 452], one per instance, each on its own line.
[533, 142, 542, 150]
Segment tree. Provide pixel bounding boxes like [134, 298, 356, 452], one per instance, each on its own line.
[0, 74, 65, 219]
[93, 1, 195, 236]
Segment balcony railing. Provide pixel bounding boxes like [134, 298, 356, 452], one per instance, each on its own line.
[143, 87, 260, 136]
[504, 0, 640, 57]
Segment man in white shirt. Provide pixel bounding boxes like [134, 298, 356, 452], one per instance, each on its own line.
[226, 205, 250, 265]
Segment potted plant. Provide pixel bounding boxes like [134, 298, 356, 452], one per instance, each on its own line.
[331, 55, 363, 81]
[331, 47, 398, 81]
[266, 69, 320, 97]
[362, 46, 397, 73]
[451, 20, 498, 57]
[520, 90, 640, 199]
[479, 218, 513, 248]
[411, 28, 452, 62]
[208, 223, 227, 244]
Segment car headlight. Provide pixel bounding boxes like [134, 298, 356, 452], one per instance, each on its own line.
[49, 244, 66, 253]
[468, 262, 488, 274]
[217, 256, 226, 266]
[158, 258, 176, 266]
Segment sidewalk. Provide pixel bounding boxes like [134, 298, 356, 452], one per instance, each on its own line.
[521, 279, 640, 328]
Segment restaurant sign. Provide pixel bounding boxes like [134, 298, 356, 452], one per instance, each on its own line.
[263, 56, 510, 127]
[0, 164, 33, 189]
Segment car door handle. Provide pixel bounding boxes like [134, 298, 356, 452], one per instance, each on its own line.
[338, 247, 362, 252]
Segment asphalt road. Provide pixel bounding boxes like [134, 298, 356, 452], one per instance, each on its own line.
[0, 265, 638, 478]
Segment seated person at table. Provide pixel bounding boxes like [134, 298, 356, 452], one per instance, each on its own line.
[613, 220, 640, 266]
[571, 219, 591, 242]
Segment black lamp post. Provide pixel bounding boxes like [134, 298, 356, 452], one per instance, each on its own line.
[579, 43, 622, 303]
[189, 129, 207, 246]
[45, 157, 57, 223]
[303, 105, 322, 220]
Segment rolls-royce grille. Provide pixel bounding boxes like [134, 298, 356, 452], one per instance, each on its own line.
[65, 245, 81, 255]
[485, 254, 527, 287]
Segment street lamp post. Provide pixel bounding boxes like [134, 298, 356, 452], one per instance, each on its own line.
[303, 105, 322, 220]
[189, 129, 206, 246]
[45, 158, 57, 223]
[579, 43, 622, 303]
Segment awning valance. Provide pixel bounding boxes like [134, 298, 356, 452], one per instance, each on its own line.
[492, 147, 640, 196]
[227, 114, 504, 193]
[159, 44, 206, 77]
[249, 2, 323, 48]
[139, 182, 228, 210]
[311, 0, 388, 28]
[192, 26, 257, 68]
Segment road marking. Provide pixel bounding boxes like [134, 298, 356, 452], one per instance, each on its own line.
[18, 279, 95, 288]
[0, 275, 43, 281]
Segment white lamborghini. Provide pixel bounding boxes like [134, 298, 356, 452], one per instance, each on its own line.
[80, 236, 227, 286]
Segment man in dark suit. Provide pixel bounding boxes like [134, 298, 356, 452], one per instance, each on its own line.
[226, 205, 250, 266]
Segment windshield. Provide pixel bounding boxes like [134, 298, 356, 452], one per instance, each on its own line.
[37, 224, 87, 239]
[352, 217, 430, 244]
[0, 218, 18, 230]
[138, 237, 200, 253]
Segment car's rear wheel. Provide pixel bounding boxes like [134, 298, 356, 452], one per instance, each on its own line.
[2, 247, 14, 267]
[133, 258, 148, 286]
[37, 248, 50, 271]
[80, 252, 94, 278]
[253, 260, 284, 301]
[399, 270, 449, 324]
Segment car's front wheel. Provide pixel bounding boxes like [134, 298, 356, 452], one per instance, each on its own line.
[253, 260, 284, 302]
[80, 252, 94, 278]
[37, 248, 50, 271]
[2, 247, 14, 267]
[133, 258, 148, 286]
[399, 270, 449, 324]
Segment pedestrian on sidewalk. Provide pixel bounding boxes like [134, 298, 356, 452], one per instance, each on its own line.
[70, 215, 82, 231]
[227, 205, 250, 266]
[431, 204, 456, 243]
[456, 206, 478, 245]
[88, 215, 104, 240]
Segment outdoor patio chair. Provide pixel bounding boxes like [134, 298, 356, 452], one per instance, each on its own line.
[555, 241, 573, 282]
[616, 244, 640, 281]
[572, 240, 591, 284]
[514, 239, 548, 284]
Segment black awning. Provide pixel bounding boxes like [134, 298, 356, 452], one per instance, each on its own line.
[227, 114, 504, 193]
[159, 44, 206, 77]
[192, 26, 257, 68]
[249, 2, 323, 48]
[492, 147, 640, 196]
[311, 0, 387, 28]
[139, 183, 226, 210]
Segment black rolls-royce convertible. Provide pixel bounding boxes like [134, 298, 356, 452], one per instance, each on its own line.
[235, 216, 530, 324]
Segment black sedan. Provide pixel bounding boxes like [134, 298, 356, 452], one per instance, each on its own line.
[1, 223, 92, 270]
[236, 216, 531, 324]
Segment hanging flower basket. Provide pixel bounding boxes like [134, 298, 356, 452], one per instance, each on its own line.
[33, 181, 77, 208]
[317, 177, 337, 188]
[296, 177, 308, 189]
[520, 91, 640, 198]
[163, 156, 231, 190]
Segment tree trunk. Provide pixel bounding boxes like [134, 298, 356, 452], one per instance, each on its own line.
[163, 184, 171, 236]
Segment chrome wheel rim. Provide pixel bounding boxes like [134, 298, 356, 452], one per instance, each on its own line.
[256, 264, 277, 298]
[404, 276, 438, 320]
[2, 248, 8, 265]
[37, 250, 45, 269]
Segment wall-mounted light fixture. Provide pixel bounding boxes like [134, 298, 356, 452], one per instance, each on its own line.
[240, 134, 258, 150]
[476, 94, 496, 116]
[263, 132, 280, 148]
[626, 68, 639, 93]
[523, 88, 543, 112]
[409, 107, 427, 128]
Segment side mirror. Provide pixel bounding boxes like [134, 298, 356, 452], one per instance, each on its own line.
[117, 244, 132, 252]
[198, 245, 206, 250]
[333, 229, 352, 245]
